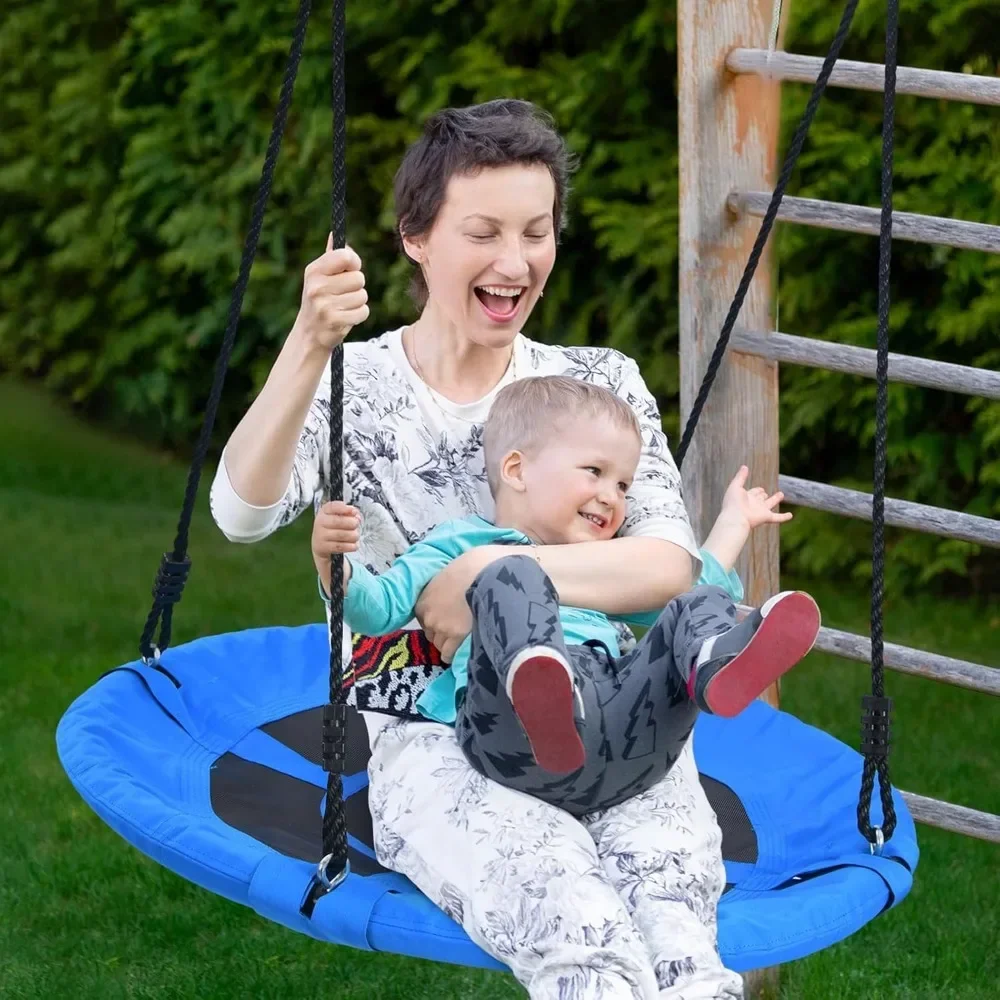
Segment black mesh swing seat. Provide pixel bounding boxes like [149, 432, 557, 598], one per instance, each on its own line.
[56, 0, 918, 980]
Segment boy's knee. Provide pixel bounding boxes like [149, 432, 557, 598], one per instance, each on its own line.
[471, 552, 545, 591]
[671, 584, 737, 620]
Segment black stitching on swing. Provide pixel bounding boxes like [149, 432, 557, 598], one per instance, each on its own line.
[774, 863, 897, 913]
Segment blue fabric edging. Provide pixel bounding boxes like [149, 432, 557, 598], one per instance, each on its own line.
[56, 623, 919, 975]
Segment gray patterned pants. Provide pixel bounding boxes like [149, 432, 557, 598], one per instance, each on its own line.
[367, 715, 744, 999]
[455, 555, 736, 816]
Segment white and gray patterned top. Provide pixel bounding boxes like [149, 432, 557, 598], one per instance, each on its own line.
[210, 327, 700, 712]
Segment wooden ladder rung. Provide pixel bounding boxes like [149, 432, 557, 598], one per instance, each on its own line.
[813, 624, 1000, 696]
[727, 48, 1000, 108]
[731, 330, 1000, 400]
[898, 791, 1000, 843]
[778, 475, 1000, 549]
[728, 191, 1000, 255]
[736, 606, 999, 695]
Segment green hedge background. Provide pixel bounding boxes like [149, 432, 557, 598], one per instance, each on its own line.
[2, 0, 997, 594]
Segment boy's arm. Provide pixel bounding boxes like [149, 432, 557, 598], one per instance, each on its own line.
[610, 469, 790, 626]
[327, 538, 455, 636]
[701, 465, 790, 577]
[700, 515, 750, 576]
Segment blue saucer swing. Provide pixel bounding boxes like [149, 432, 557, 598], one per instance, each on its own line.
[57, 0, 918, 980]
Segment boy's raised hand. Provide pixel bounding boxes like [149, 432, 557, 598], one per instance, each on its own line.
[312, 500, 361, 595]
[721, 465, 792, 530]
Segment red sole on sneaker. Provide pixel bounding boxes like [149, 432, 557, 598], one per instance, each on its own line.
[509, 656, 585, 773]
[703, 592, 821, 717]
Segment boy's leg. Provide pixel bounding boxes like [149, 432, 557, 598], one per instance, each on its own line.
[368, 717, 661, 1000]
[560, 584, 819, 815]
[458, 562, 805, 815]
[584, 737, 745, 1000]
[677, 588, 821, 717]
[613, 584, 819, 720]
[462, 553, 586, 773]
[456, 635, 624, 815]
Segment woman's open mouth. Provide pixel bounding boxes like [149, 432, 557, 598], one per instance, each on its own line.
[474, 285, 525, 323]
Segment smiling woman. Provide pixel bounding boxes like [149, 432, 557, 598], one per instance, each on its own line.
[208, 99, 748, 998]
[398, 161, 560, 399]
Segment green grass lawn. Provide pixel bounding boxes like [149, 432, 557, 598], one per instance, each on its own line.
[1, 378, 997, 999]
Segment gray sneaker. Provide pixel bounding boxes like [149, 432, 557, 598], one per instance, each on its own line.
[691, 591, 821, 717]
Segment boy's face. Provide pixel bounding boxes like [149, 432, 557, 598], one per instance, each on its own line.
[504, 414, 641, 545]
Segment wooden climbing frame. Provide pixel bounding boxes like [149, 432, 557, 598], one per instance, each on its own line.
[677, 0, 999, 991]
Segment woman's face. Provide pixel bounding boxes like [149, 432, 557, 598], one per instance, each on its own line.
[404, 164, 558, 348]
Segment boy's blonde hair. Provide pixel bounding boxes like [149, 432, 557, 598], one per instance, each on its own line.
[483, 375, 642, 494]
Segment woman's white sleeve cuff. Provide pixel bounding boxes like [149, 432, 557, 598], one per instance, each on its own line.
[208, 449, 287, 543]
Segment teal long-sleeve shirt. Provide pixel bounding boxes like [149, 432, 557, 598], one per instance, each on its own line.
[337, 514, 743, 725]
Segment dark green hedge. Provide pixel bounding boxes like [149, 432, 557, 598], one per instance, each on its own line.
[2, 0, 997, 593]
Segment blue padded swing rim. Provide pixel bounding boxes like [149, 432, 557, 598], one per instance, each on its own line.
[57, 624, 918, 974]
[57, 666, 506, 970]
[718, 858, 908, 966]
[60, 712, 907, 976]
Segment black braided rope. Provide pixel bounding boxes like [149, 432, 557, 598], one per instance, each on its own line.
[316, 0, 350, 893]
[858, 0, 899, 847]
[670, 0, 898, 850]
[674, 0, 861, 471]
[138, 0, 315, 663]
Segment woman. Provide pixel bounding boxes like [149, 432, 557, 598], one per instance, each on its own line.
[211, 99, 744, 1000]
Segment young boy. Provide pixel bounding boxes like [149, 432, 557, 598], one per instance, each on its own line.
[313, 376, 819, 815]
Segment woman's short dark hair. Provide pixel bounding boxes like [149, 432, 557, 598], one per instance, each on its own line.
[393, 99, 575, 306]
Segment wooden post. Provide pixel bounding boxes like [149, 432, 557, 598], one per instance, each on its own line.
[677, 1, 783, 690]
[677, 2, 784, 996]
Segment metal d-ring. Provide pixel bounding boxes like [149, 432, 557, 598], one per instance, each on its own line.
[316, 854, 350, 892]
[869, 826, 885, 856]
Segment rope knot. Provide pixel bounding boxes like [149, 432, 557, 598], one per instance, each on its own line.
[152, 553, 192, 606]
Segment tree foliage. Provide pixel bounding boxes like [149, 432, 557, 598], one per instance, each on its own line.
[1, 0, 996, 592]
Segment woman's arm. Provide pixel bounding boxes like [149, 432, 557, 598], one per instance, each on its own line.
[609, 548, 744, 629]
[222, 328, 331, 509]
[415, 538, 693, 662]
[531, 536, 693, 611]
[210, 242, 369, 541]
[210, 331, 330, 543]
[416, 351, 700, 659]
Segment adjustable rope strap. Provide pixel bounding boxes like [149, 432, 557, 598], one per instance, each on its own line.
[674, 0, 896, 853]
[858, 0, 899, 851]
[675, 0, 861, 470]
[302, 0, 351, 914]
[138, 0, 315, 669]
